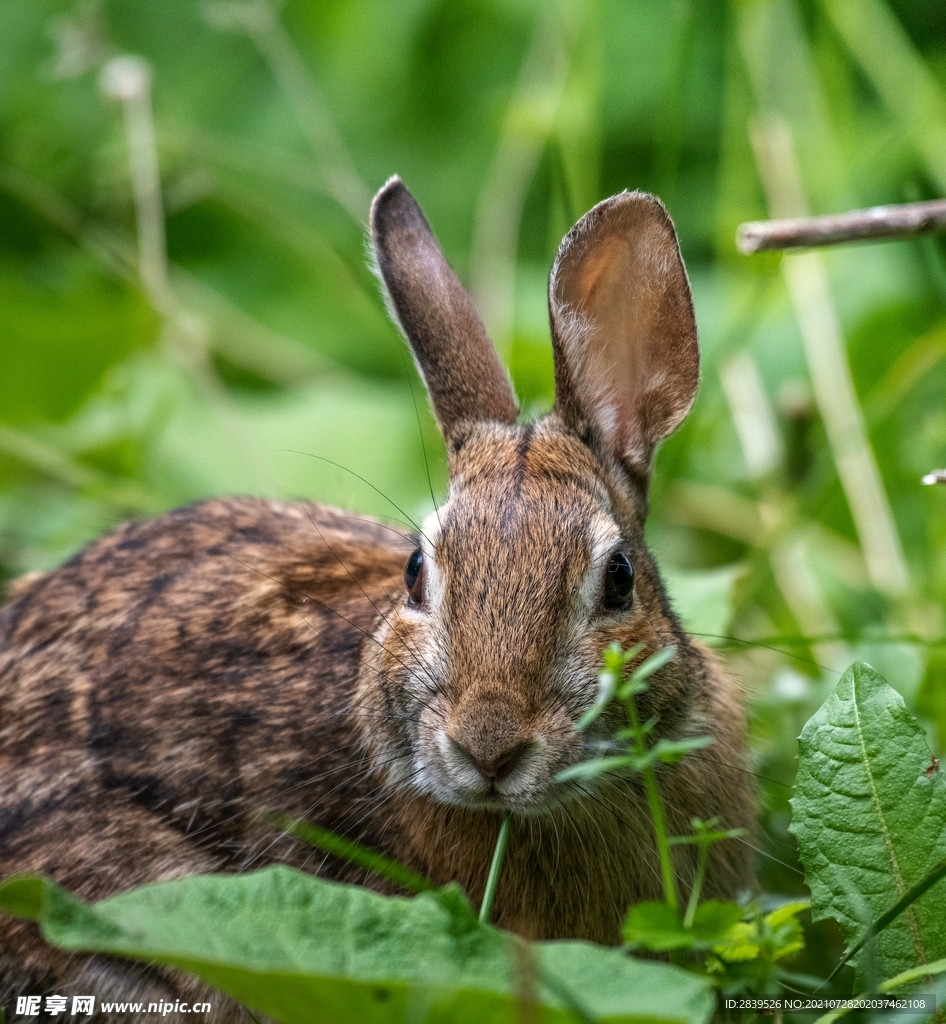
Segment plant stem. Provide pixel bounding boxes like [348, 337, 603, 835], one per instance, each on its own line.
[641, 768, 678, 912]
[683, 844, 709, 929]
[626, 698, 679, 912]
[479, 813, 512, 924]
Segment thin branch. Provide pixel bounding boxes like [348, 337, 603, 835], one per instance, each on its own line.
[737, 199, 946, 253]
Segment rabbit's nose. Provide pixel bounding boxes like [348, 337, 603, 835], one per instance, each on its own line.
[449, 737, 532, 782]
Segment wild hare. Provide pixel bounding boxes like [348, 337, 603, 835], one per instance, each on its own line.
[0, 179, 755, 1008]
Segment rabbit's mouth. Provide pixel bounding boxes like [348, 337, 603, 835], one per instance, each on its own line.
[408, 730, 592, 815]
[433, 779, 595, 817]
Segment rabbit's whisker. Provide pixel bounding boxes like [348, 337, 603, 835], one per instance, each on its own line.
[732, 836, 804, 876]
[182, 746, 412, 852]
[227, 552, 445, 716]
[282, 745, 416, 800]
[278, 450, 431, 542]
[574, 782, 668, 892]
[229, 552, 444, 704]
[239, 748, 418, 872]
[301, 765, 429, 878]
[401, 348, 444, 535]
[313, 773, 424, 870]
[295, 503, 443, 694]
[651, 626, 841, 678]
[323, 512, 414, 544]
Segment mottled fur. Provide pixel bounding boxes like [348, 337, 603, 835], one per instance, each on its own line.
[1, 179, 755, 1022]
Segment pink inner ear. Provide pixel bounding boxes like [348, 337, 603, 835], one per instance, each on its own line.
[551, 194, 699, 475]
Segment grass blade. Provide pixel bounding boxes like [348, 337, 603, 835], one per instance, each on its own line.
[280, 818, 434, 894]
[479, 814, 512, 925]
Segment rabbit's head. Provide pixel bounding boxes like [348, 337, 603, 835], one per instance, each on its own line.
[361, 178, 707, 816]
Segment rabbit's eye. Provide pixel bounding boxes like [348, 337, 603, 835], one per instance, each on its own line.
[405, 548, 425, 605]
[602, 550, 634, 609]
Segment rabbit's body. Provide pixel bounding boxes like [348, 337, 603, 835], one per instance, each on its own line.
[1, 179, 755, 1020]
[0, 499, 411, 1010]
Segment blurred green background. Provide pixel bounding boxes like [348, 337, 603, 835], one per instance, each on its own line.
[2, 0, 945, 982]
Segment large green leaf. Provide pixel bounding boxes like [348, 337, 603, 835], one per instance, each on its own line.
[0, 868, 715, 1024]
[790, 662, 946, 979]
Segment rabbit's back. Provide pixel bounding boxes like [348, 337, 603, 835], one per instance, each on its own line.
[0, 497, 413, 888]
[0, 498, 411, 1014]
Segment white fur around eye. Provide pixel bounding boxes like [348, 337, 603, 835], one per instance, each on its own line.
[576, 516, 623, 612]
[418, 508, 445, 611]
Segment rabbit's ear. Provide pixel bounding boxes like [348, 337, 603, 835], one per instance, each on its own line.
[371, 177, 519, 438]
[549, 191, 699, 485]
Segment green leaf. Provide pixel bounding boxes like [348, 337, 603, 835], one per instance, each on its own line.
[839, 854, 946, 973]
[576, 666, 622, 731]
[629, 647, 678, 685]
[812, 957, 946, 1024]
[790, 662, 946, 979]
[617, 648, 677, 702]
[618, 737, 713, 773]
[555, 756, 634, 782]
[0, 874, 44, 918]
[690, 901, 745, 943]
[0, 869, 715, 1024]
[0, 874, 124, 943]
[278, 818, 435, 894]
[577, 643, 646, 731]
[712, 922, 761, 964]
[622, 899, 743, 952]
[763, 903, 807, 962]
[623, 902, 690, 951]
[711, 901, 808, 966]
[649, 736, 714, 765]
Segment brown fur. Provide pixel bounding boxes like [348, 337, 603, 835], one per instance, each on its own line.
[0, 180, 755, 1022]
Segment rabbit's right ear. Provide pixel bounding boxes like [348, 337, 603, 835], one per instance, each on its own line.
[549, 192, 699, 489]
[371, 177, 519, 440]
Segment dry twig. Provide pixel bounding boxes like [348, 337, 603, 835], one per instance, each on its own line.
[738, 199, 946, 254]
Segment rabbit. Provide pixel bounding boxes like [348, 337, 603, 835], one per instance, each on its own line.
[0, 177, 755, 1020]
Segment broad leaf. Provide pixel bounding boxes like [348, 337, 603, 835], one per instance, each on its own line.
[0, 869, 716, 1024]
[690, 901, 745, 942]
[623, 902, 690, 951]
[623, 900, 743, 951]
[790, 662, 946, 979]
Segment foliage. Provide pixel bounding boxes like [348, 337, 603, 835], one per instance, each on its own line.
[561, 643, 725, 915]
[561, 642, 805, 997]
[791, 661, 946, 983]
[3, 657, 946, 1018]
[2, 0, 946, 1011]
[0, 870, 716, 1024]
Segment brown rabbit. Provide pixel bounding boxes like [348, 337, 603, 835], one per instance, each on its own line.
[0, 179, 755, 1020]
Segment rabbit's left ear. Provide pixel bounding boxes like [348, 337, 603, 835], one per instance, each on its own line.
[371, 177, 519, 440]
[549, 191, 699, 486]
